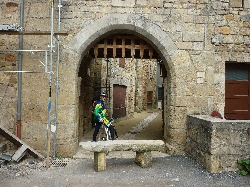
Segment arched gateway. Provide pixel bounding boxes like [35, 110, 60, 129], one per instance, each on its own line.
[63, 13, 192, 156]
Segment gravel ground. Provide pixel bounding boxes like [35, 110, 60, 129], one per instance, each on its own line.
[1, 111, 250, 186]
[1, 155, 250, 187]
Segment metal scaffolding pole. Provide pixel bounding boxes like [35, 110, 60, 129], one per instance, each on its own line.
[1, 0, 67, 168]
[53, 0, 62, 159]
[46, 0, 54, 168]
[16, 0, 25, 139]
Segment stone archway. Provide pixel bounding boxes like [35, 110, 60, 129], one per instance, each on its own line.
[66, 13, 191, 154]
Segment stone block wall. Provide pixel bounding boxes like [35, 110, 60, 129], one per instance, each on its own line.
[101, 58, 157, 117]
[186, 115, 250, 173]
[0, 0, 250, 158]
[76, 57, 157, 143]
[78, 56, 94, 140]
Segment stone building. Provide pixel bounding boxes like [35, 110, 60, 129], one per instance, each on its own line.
[78, 57, 160, 140]
[0, 0, 250, 172]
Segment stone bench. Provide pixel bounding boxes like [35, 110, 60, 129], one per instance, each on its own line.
[79, 140, 166, 172]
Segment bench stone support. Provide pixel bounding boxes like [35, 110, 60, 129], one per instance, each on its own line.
[135, 151, 152, 168]
[94, 152, 106, 172]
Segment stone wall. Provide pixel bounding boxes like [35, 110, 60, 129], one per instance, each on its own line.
[99, 58, 157, 117]
[186, 115, 250, 173]
[78, 56, 94, 140]
[0, 0, 249, 158]
[77, 57, 157, 142]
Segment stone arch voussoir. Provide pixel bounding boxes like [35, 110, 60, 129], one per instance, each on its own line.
[67, 13, 189, 153]
[68, 14, 178, 70]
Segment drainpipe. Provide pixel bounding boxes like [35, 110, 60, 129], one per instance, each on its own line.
[16, 0, 24, 139]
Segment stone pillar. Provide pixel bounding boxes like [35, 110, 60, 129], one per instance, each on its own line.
[94, 152, 106, 171]
[135, 151, 152, 168]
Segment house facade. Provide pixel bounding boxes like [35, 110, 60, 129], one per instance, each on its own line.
[0, 0, 249, 172]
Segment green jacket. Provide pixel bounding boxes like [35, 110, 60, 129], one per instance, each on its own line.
[93, 98, 107, 121]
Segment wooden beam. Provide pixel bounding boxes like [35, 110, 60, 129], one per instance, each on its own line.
[88, 34, 159, 59]
[0, 125, 44, 160]
[104, 39, 107, 58]
[93, 43, 152, 50]
[140, 40, 144, 59]
[113, 36, 116, 58]
[131, 38, 135, 58]
[94, 44, 98, 59]
[149, 47, 153, 59]
[0, 31, 68, 36]
[122, 38, 125, 58]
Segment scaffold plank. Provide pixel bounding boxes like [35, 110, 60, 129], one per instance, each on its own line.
[0, 31, 68, 35]
[0, 126, 44, 161]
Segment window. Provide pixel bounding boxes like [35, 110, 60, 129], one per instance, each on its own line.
[225, 68, 248, 80]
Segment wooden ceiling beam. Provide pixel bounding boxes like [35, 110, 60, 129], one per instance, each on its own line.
[122, 38, 125, 58]
[113, 36, 116, 58]
[93, 43, 152, 50]
[131, 38, 135, 58]
[104, 39, 107, 58]
[140, 40, 144, 59]
[94, 44, 98, 59]
[149, 47, 153, 59]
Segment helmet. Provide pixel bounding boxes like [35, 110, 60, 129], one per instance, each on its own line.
[100, 91, 107, 97]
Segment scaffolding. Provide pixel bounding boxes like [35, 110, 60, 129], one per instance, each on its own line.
[0, 0, 67, 167]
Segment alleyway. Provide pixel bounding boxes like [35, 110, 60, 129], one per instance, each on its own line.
[75, 109, 165, 159]
[81, 109, 164, 142]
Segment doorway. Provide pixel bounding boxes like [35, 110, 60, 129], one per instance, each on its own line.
[113, 84, 127, 119]
[147, 91, 153, 109]
[225, 63, 250, 120]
